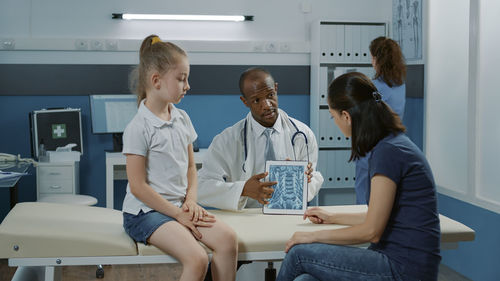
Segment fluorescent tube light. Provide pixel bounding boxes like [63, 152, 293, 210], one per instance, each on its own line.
[112, 13, 253, 22]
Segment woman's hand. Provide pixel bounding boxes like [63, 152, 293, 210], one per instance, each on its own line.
[284, 231, 314, 253]
[303, 207, 334, 224]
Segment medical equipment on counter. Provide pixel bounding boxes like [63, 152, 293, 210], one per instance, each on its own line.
[0, 153, 37, 169]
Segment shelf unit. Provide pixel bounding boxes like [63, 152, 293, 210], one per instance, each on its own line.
[310, 20, 387, 204]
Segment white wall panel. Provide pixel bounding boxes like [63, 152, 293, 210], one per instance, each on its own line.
[476, 1, 500, 205]
[426, 0, 469, 194]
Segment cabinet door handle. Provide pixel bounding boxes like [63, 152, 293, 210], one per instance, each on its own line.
[50, 185, 62, 189]
[49, 173, 61, 176]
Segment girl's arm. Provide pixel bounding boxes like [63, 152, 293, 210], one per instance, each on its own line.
[126, 153, 210, 239]
[285, 174, 396, 251]
[182, 143, 213, 223]
[184, 143, 198, 202]
[126, 154, 181, 218]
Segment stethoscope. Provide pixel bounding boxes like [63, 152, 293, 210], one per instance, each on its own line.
[242, 117, 309, 172]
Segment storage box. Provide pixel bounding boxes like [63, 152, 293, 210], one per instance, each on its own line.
[47, 151, 81, 162]
[30, 108, 83, 160]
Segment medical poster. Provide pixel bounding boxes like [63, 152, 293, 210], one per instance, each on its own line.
[393, 0, 422, 60]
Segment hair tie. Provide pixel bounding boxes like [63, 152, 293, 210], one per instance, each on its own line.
[151, 36, 162, 45]
[372, 91, 382, 103]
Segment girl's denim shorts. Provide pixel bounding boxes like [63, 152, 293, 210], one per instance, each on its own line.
[123, 210, 175, 245]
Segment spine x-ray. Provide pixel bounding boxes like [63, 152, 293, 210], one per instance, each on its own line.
[263, 161, 308, 215]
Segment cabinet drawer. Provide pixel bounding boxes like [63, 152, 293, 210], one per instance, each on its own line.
[38, 165, 73, 180]
[38, 179, 74, 194]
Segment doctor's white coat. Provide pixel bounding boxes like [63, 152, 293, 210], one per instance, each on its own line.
[198, 109, 324, 210]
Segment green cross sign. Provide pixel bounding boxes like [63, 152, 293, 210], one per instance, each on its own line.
[52, 124, 67, 139]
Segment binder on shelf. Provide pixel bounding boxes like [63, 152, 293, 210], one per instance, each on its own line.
[320, 24, 331, 63]
[351, 25, 362, 62]
[334, 25, 345, 63]
[319, 66, 329, 105]
[344, 25, 354, 62]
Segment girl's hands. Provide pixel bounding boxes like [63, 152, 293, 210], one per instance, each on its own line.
[303, 207, 334, 224]
[177, 200, 216, 239]
[182, 199, 208, 222]
[284, 231, 314, 253]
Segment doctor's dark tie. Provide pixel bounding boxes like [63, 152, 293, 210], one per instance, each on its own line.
[263, 128, 276, 161]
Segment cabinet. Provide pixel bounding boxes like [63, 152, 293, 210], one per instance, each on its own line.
[37, 162, 79, 200]
[311, 21, 387, 204]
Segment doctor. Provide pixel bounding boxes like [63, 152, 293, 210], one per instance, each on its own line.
[198, 67, 323, 210]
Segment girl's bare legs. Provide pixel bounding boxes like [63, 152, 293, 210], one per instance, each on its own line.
[149, 221, 209, 281]
[199, 219, 238, 281]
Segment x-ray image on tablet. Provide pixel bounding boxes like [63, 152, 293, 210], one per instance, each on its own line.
[263, 160, 308, 215]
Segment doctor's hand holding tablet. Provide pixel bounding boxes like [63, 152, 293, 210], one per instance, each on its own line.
[242, 159, 314, 206]
[242, 172, 277, 205]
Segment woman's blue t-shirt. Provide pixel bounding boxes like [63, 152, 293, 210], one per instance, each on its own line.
[367, 133, 441, 281]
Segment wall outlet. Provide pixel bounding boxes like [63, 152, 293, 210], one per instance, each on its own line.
[90, 40, 104, 51]
[1, 39, 15, 50]
[105, 40, 118, 51]
[265, 42, 278, 52]
[253, 42, 264, 52]
[280, 42, 290, 52]
[75, 39, 88, 50]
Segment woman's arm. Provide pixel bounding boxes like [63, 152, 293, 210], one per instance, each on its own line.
[304, 207, 366, 225]
[286, 174, 396, 251]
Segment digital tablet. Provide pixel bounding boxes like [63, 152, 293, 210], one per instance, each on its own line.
[263, 160, 308, 215]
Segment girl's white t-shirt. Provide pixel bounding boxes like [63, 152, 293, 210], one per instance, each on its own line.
[122, 100, 197, 215]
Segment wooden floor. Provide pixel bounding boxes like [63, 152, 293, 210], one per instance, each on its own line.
[0, 259, 472, 281]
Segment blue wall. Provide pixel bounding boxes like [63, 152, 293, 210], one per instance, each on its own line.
[403, 97, 423, 150]
[0, 94, 309, 219]
[438, 193, 500, 281]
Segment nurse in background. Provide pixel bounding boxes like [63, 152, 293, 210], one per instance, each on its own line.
[355, 36, 407, 204]
[370, 36, 406, 118]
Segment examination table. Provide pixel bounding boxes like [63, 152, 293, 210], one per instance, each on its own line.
[0, 202, 475, 281]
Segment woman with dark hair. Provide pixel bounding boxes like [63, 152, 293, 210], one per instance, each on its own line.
[369, 36, 406, 118]
[277, 72, 440, 281]
[355, 37, 407, 204]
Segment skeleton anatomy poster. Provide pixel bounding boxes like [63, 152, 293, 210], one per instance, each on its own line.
[393, 0, 423, 60]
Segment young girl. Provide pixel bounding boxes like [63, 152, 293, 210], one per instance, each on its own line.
[277, 72, 440, 281]
[355, 36, 408, 204]
[122, 35, 238, 281]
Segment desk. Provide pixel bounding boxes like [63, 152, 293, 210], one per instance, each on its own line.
[105, 149, 207, 209]
[0, 162, 31, 209]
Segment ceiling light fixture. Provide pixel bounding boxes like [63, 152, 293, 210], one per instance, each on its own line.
[112, 13, 253, 22]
